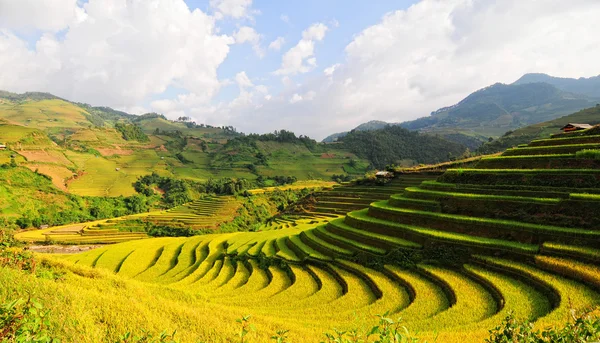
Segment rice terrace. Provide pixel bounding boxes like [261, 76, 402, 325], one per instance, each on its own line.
[2, 1, 600, 343]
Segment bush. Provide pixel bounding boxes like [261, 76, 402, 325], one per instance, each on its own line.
[576, 149, 600, 159]
[0, 298, 57, 343]
[486, 309, 600, 343]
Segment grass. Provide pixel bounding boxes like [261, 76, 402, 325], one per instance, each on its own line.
[535, 255, 600, 289]
[541, 242, 600, 261]
[327, 218, 422, 249]
[371, 201, 600, 241]
[502, 143, 600, 156]
[473, 256, 600, 326]
[528, 134, 600, 147]
[403, 187, 561, 204]
[346, 209, 539, 254]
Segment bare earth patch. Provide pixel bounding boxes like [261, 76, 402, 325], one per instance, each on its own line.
[27, 244, 102, 254]
[24, 164, 75, 191]
[18, 149, 73, 166]
[96, 146, 134, 157]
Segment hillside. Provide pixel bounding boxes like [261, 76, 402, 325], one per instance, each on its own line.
[323, 73, 600, 147]
[339, 125, 467, 168]
[9, 128, 600, 342]
[0, 91, 372, 198]
[478, 105, 600, 154]
[401, 82, 597, 136]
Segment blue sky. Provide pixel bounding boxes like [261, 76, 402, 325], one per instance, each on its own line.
[183, 0, 417, 104]
[1, 0, 599, 139]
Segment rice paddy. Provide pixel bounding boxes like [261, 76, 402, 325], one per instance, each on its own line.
[9, 126, 600, 342]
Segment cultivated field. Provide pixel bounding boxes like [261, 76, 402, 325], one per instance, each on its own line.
[48, 129, 600, 342]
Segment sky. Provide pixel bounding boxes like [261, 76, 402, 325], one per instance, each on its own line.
[0, 0, 599, 140]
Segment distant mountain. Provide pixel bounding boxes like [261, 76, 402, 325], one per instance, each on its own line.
[400, 82, 597, 135]
[513, 73, 600, 98]
[324, 74, 600, 145]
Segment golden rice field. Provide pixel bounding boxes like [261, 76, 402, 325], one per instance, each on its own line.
[9, 130, 600, 342]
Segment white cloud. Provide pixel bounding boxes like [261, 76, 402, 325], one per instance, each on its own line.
[0, 0, 82, 31]
[274, 22, 328, 76]
[324, 63, 340, 76]
[268, 36, 285, 51]
[280, 14, 290, 23]
[209, 0, 254, 19]
[234, 26, 264, 57]
[3, 0, 600, 141]
[289, 93, 302, 104]
[0, 0, 233, 115]
[223, 0, 600, 140]
[234, 71, 253, 88]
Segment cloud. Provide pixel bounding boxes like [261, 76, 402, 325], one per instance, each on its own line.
[0, 0, 83, 31]
[0, 0, 233, 112]
[289, 93, 302, 104]
[324, 63, 340, 76]
[268, 36, 285, 51]
[209, 0, 254, 20]
[234, 26, 264, 57]
[274, 23, 328, 76]
[280, 14, 290, 23]
[224, 0, 600, 140]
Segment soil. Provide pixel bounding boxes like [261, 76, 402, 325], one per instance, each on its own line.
[26, 244, 103, 254]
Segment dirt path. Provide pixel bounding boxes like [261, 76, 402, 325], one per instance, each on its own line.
[27, 244, 103, 254]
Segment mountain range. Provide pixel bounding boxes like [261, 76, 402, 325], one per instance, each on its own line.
[323, 73, 600, 146]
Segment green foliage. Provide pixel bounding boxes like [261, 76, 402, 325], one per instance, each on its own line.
[0, 298, 57, 343]
[486, 309, 600, 343]
[235, 315, 256, 343]
[0, 248, 36, 272]
[340, 126, 466, 169]
[321, 312, 420, 343]
[115, 123, 150, 142]
[117, 330, 178, 343]
[146, 225, 197, 238]
[575, 149, 600, 159]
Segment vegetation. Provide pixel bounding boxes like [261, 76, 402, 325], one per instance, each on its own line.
[114, 123, 150, 142]
[340, 125, 467, 168]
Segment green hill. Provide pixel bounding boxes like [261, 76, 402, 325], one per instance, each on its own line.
[478, 105, 600, 154]
[0, 91, 373, 197]
[339, 125, 468, 168]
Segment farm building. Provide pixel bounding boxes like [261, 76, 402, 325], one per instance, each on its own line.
[0, 143, 6, 150]
[560, 123, 593, 132]
[375, 171, 394, 179]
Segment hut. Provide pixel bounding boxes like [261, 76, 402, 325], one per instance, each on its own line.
[0, 144, 6, 150]
[375, 171, 394, 179]
[560, 123, 593, 132]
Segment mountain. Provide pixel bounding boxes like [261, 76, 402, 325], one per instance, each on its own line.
[513, 73, 600, 98]
[478, 104, 600, 154]
[324, 73, 600, 147]
[400, 82, 597, 136]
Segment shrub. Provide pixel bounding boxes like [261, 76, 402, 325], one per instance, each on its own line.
[0, 298, 57, 343]
[486, 309, 600, 343]
[575, 149, 600, 159]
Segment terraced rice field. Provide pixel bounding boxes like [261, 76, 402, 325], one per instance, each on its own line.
[15, 197, 243, 244]
[57, 131, 600, 341]
[142, 196, 241, 230]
